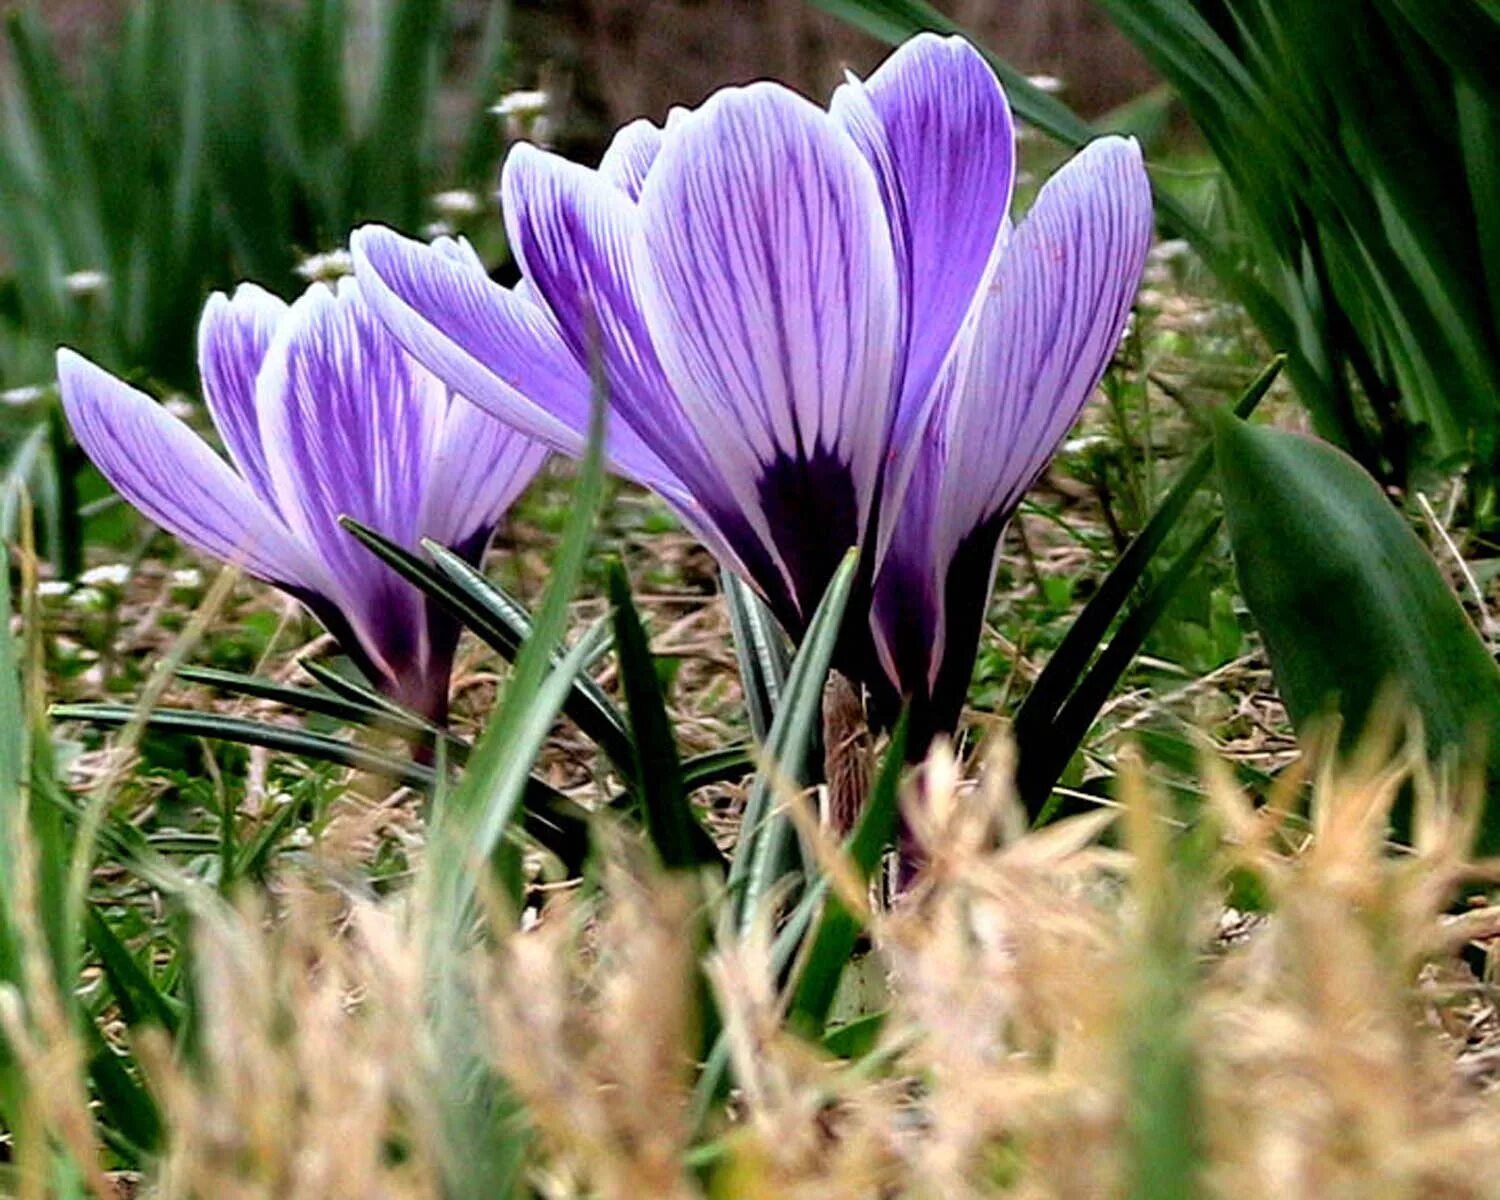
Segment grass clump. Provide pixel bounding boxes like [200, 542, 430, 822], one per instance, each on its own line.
[7, 721, 1500, 1197]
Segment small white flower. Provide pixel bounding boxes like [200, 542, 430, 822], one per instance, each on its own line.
[490, 88, 549, 119]
[295, 249, 354, 282]
[164, 396, 197, 422]
[287, 826, 315, 849]
[1026, 73, 1064, 95]
[492, 89, 553, 143]
[1149, 238, 1192, 264]
[63, 269, 109, 297]
[431, 189, 481, 219]
[421, 221, 456, 240]
[68, 586, 108, 611]
[1062, 434, 1112, 457]
[80, 563, 131, 589]
[169, 568, 203, 591]
[37, 581, 73, 599]
[1, 384, 47, 406]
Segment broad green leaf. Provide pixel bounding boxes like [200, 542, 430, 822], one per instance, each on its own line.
[1214, 412, 1500, 842]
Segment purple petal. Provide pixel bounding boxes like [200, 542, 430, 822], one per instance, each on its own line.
[597, 117, 663, 200]
[502, 142, 804, 596]
[831, 34, 1015, 442]
[197, 282, 289, 509]
[500, 144, 715, 493]
[874, 136, 1152, 705]
[57, 349, 314, 587]
[351, 223, 687, 504]
[421, 393, 549, 555]
[255, 279, 441, 681]
[635, 82, 901, 618]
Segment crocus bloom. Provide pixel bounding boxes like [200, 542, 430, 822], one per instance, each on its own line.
[353, 33, 1151, 744]
[57, 272, 547, 721]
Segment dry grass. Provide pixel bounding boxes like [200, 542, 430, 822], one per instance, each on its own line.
[13, 722, 1500, 1197]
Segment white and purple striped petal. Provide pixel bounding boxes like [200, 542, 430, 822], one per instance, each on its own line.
[352, 34, 1153, 741]
[351, 224, 688, 505]
[197, 282, 289, 510]
[421, 393, 549, 557]
[634, 81, 901, 621]
[61, 277, 546, 722]
[598, 117, 664, 200]
[831, 33, 1014, 444]
[57, 349, 317, 590]
[872, 136, 1153, 727]
[256, 279, 446, 687]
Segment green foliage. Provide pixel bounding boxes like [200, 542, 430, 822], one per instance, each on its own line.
[608, 560, 723, 871]
[786, 711, 908, 1037]
[725, 549, 860, 931]
[1214, 412, 1500, 845]
[1011, 359, 1281, 816]
[804, 0, 1500, 496]
[0, 0, 509, 388]
[1094, 0, 1500, 491]
[0, 0, 511, 582]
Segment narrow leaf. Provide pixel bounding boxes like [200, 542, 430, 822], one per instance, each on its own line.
[727, 549, 859, 930]
[608, 561, 721, 870]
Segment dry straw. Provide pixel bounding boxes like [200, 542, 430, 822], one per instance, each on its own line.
[16, 724, 1500, 1198]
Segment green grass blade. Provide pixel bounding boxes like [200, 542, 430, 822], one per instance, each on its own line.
[786, 711, 908, 1035]
[723, 569, 791, 743]
[341, 520, 635, 772]
[176, 664, 451, 745]
[1020, 519, 1222, 818]
[1013, 359, 1281, 759]
[416, 395, 607, 1199]
[726, 549, 859, 931]
[85, 907, 181, 1036]
[52, 702, 436, 791]
[52, 700, 585, 869]
[422, 538, 631, 763]
[608, 561, 721, 870]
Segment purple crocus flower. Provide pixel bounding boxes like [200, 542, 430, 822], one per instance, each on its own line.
[352, 33, 1151, 743]
[56, 272, 547, 722]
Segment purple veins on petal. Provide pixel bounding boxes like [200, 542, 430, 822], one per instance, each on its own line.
[598, 117, 664, 200]
[831, 32, 1015, 444]
[351, 223, 688, 505]
[351, 32, 1151, 737]
[197, 282, 290, 510]
[57, 349, 316, 590]
[632, 81, 901, 619]
[873, 134, 1154, 717]
[59, 276, 547, 722]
